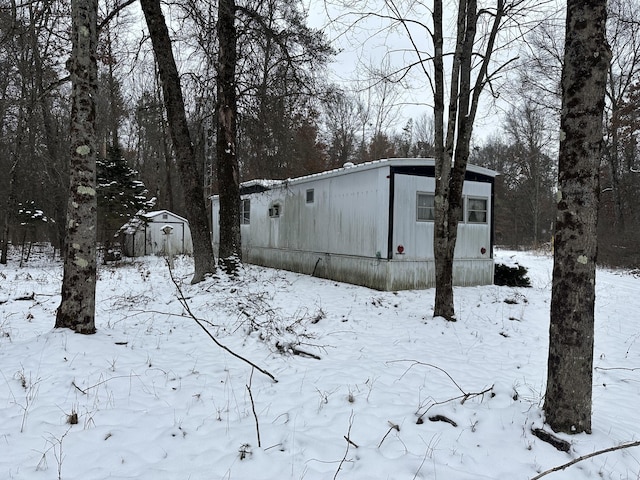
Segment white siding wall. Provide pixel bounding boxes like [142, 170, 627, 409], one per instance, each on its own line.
[211, 159, 495, 290]
[392, 174, 492, 260]
[392, 174, 436, 259]
[124, 211, 193, 256]
[455, 182, 493, 259]
[237, 167, 390, 258]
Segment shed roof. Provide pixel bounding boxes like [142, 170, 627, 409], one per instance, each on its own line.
[119, 210, 189, 236]
[144, 210, 189, 224]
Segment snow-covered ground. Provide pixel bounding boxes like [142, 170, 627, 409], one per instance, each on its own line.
[1, 247, 639, 480]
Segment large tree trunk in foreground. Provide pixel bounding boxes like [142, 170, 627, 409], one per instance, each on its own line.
[544, 0, 610, 435]
[55, 0, 99, 334]
[216, 0, 242, 273]
[140, 0, 216, 283]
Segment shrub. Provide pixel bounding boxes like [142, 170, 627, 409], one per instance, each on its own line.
[494, 263, 531, 287]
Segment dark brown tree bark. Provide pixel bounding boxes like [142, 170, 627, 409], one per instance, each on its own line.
[432, 0, 503, 321]
[55, 0, 99, 334]
[544, 0, 611, 435]
[216, 0, 242, 272]
[140, 0, 216, 283]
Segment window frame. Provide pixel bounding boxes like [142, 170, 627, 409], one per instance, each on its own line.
[306, 188, 315, 204]
[268, 203, 281, 218]
[240, 198, 250, 225]
[416, 192, 435, 222]
[466, 197, 488, 224]
[416, 192, 466, 222]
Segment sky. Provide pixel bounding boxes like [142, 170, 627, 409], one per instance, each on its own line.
[1, 247, 639, 479]
[304, 0, 560, 142]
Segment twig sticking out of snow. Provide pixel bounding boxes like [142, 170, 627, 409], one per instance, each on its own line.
[334, 411, 356, 480]
[246, 369, 261, 447]
[378, 421, 400, 448]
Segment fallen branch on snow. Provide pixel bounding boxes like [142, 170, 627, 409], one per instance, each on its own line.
[531, 428, 570, 452]
[530, 440, 640, 480]
[166, 260, 278, 383]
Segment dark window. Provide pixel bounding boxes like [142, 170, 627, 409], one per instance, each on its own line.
[241, 199, 250, 224]
[269, 203, 281, 218]
[306, 189, 314, 204]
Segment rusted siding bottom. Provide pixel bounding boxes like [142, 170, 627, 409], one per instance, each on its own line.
[241, 246, 494, 290]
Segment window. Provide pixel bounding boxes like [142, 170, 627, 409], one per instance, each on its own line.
[417, 193, 465, 222]
[269, 203, 281, 218]
[467, 197, 488, 223]
[416, 193, 435, 221]
[162, 213, 168, 220]
[241, 199, 250, 224]
[306, 189, 314, 204]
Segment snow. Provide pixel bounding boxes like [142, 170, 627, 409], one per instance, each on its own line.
[1, 248, 639, 480]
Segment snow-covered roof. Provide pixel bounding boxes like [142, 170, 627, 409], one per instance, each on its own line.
[211, 158, 498, 199]
[143, 210, 189, 224]
[119, 210, 189, 236]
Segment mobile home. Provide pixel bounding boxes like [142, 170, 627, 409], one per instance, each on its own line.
[211, 158, 497, 290]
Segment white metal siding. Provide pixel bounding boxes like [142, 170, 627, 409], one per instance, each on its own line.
[392, 174, 436, 259]
[210, 158, 495, 290]
[234, 168, 390, 258]
[122, 211, 193, 256]
[392, 174, 492, 261]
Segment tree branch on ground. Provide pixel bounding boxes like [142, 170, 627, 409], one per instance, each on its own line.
[166, 261, 277, 383]
[529, 440, 640, 480]
[390, 359, 493, 423]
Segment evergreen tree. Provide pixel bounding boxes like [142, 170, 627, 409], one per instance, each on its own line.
[97, 145, 153, 246]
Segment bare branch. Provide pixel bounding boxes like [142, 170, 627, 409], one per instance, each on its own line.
[166, 261, 278, 383]
[98, 0, 137, 32]
[529, 440, 640, 480]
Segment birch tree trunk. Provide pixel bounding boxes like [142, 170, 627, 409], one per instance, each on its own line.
[55, 0, 99, 334]
[544, 0, 610, 434]
[216, 0, 242, 272]
[140, 0, 216, 283]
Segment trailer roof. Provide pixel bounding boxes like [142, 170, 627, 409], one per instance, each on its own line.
[210, 158, 498, 198]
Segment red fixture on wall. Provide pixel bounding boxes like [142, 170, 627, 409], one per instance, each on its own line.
[480, 247, 487, 255]
[397, 244, 405, 254]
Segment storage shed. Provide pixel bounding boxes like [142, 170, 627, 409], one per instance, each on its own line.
[120, 210, 193, 257]
[211, 158, 497, 290]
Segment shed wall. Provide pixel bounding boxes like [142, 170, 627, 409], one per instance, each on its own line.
[122, 212, 193, 257]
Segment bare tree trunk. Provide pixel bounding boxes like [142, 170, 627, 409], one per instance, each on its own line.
[432, 0, 503, 321]
[606, 119, 625, 232]
[140, 0, 216, 283]
[1, 99, 25, 265]
[216, 0, 242, 272]
[544, 0, 611, 435]
[55, 0, 99, 334]
[432, 0, 453, 320]
[0, 155, 19, 265]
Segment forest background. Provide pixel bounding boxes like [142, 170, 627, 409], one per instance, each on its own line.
[0, 0, 639, 267]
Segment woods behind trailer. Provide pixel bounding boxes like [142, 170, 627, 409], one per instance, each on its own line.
[211, 158, 497, 290]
